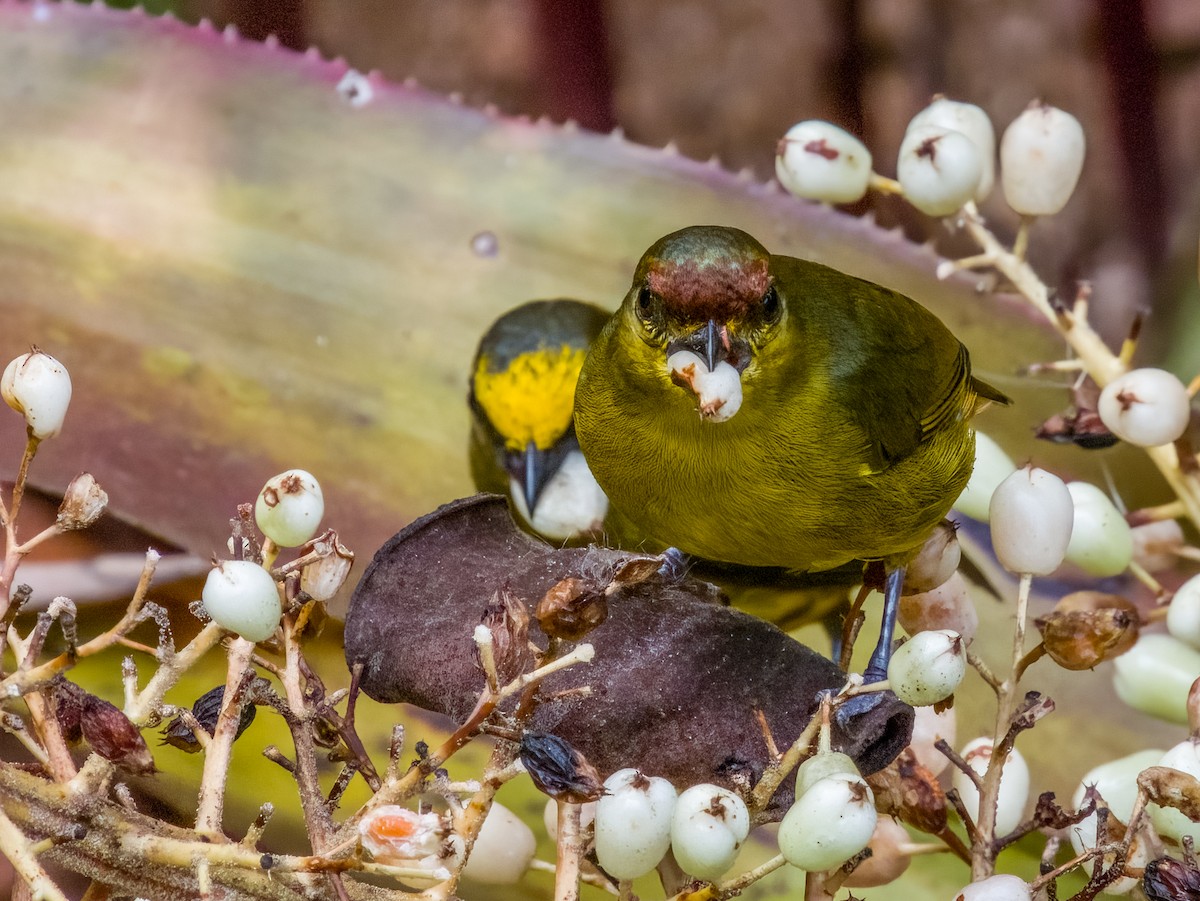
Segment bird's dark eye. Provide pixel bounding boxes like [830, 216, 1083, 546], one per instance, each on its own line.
[636, 285, 655, 320]
[762, 285, 781, 323]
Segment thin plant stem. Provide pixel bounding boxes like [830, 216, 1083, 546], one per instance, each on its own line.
[195, 637, 256, 838]
[970, 571, 1033, 880]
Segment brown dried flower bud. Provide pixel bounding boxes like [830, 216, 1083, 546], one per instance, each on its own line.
[1036, 592, 1139, 670]
[80, 692, 156, 774]
[865, 747, 947, 835]
[1144, 855, 1200, 901]
[52, 677, 85, 744]
[478, 588, 532, 684]
[161, 684, 259, 752]
[536, 576, 608, 641]
[520, 730, 605, 804]
[1139, 765, 1200, 824]
[56, 472, 108, 530]
[299, 530, 355, 601]
[1054, 591, 1140, 649]
[607, 554, 663, 590]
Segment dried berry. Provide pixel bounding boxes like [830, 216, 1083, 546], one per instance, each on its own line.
[1143, 855, 1200, 901]
[519, 731, 604, 804]
[80, 692, 156, 774]
[52, 677, 86, 744]
[299, 530, 355, 602]
[535, 576, 608, 640]
[1036, 604, 1138, 670]
[477, 588, 532, 684]
[56, 472, 108, 530]
[161, 685, 258, 752]
[866, 747, 948, 835]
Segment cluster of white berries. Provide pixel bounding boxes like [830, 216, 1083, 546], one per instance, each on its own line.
[776, 97, 1085, 219]
[956, 438, 1146, 579]
[777, 751, 877, 872]
[556, 759, 889, 885]
[201, 468, 332, 642]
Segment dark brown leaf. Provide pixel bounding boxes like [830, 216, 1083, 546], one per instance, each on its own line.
[344, 496, 915, 817]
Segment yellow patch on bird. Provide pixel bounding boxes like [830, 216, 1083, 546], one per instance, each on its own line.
[473, 346, 587, 451]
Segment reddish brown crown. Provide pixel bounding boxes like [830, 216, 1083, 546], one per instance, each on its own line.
[637, 226, 772, 322]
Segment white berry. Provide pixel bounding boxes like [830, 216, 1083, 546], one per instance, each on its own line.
[953, 739, 1030, 836]
[988, 466, 1073, 575]
[1000, 102, 1085, 216]
[887, 629, 966, 706]
[1069, 747, 1162, 895]
[907, 704, 956, 776]
[775, 120, 873, 204]
[1131, 518, 1185, 573]
[1169, 575, 1200, 650]
[669, 784, 750, 881]
[795, 751, 860, 799]
[667, 351, 743, 423]
[201, 560, 283, 642]
[954, 873, 1032, 901]
[1148, 738, 1200, 842]
[594, 769, 677, 880]
[462, 801, 536, 885]
[906, 97, 996, 200]
[897, 124, 983, 217]
[1063, 482, 1133, 577]
[778, 772, 877, 872]
[255, 469, 325, 547]
[899, 572, 979, 644]
[903, 521, 961, 595]
[1098, 368, 1191, 447]
[841, 816, 912, 887]
[1, 348, 72, 440]
[1113, 633, 1200, 724]
[541, 797, 597, 841]
[954, 431, 1016, 522]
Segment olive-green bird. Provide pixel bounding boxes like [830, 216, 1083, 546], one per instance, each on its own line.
[574, 226, 1007, 679]
[469, 299, 612, 543]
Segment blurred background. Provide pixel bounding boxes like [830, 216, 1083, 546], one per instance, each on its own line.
[107, 0, 1200, 349]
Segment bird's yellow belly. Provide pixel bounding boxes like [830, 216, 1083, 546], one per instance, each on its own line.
[593, 413, 973, 572]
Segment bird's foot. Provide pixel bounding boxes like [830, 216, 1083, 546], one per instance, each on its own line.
[657, 547, 691, 582]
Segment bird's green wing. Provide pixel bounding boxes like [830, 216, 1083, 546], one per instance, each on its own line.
[782, 257, 974, 473]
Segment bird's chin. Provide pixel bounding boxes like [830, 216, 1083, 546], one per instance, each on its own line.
[667, 350, 744, 423]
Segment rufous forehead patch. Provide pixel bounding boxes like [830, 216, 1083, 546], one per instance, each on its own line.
[645, 257, 771, 321]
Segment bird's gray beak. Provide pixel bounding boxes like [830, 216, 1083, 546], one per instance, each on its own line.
[668, 319, 752, 374]
[507, 439, 571, 516]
